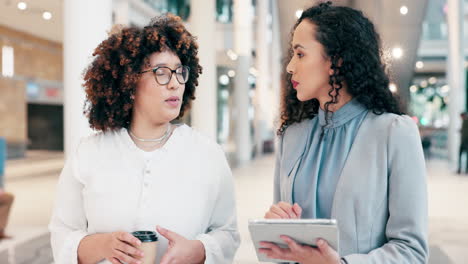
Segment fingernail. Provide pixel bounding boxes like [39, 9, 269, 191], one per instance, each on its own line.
[140, 251, 144, 257]
[317, 239, 324, 246]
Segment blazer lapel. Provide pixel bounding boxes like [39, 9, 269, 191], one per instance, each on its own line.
[331, 111, 370, 219]
[281, 119, 313, 203]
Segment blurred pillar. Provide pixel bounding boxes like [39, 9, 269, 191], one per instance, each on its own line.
[0, 137, 5, 188]
[447, 0, 465, 168]
[254, 0, 272, 156]
[189, 0, 217, 140]
[114, 0, 129, 25]
[271, 0, 281, 132]
[234, 0, 253, 165]
[63, 0, 112, 156]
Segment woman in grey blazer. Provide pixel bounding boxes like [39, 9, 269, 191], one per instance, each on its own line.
[260, 2, 428, 264]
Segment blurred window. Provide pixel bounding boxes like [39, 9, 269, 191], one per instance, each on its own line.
[1, 46, 14, 77]
[143, 0, 190, 20]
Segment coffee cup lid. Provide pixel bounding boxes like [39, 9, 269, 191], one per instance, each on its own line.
[132, 231, 158, 242]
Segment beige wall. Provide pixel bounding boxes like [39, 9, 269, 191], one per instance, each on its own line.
[0, 25, 62, 158]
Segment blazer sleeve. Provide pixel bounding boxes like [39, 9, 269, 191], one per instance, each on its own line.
[343, 115, 429, 264]
[273, 135, 284, 204]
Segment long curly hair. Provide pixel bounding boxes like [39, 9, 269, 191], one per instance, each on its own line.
[83, 14, 202, 131]
[278, 1, 403, 135]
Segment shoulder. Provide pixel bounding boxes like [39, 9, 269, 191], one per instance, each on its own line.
[276, 118, 315, 160]
[363, 112, 419, 137]
[178, 124, 232, 178]
[74, 129, 122, 158]
[177, 124, 226, 158]
[78, 129, 119, 148]
[281, 118, 314, 145]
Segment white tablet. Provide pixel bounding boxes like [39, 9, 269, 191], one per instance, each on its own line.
[248, 219, 339, 263]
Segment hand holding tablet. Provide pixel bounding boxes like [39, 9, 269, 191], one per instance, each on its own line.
[248, 219, 340, 263]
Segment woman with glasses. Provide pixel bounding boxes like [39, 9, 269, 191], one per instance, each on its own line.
[49, 14, 239, 264]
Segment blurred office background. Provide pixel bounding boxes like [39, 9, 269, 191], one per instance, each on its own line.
[0, 0, 467, 263]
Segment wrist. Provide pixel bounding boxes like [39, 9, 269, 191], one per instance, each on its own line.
[78, 233, 106, 263]
[96, 233, 109, 259]
[193, 240, 206, 264]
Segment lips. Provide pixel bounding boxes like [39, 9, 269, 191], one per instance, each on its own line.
[291, 80, 299, 89]
[165, 96, 180, 107]
[165, 96, 180, 102]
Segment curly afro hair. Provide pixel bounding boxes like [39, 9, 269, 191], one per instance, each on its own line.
[83, 13, 202, 131]
[278, 1, 403, 135]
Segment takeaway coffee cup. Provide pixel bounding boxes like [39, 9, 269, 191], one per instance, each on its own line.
[132, 231, 158, 264]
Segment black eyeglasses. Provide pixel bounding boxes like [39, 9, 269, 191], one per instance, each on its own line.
[139, 65, 190, 85]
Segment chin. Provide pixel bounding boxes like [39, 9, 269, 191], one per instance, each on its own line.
[296, 93, 312, 102]
[166, 111, 181, 122]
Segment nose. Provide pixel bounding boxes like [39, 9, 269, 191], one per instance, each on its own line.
[286, 58, 295, 75]
[167, 73, 179, 90]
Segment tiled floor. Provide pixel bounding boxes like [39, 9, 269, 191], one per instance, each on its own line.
[2, 151, 468, 263]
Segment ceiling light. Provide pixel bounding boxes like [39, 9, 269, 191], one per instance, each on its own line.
[227, 49, 238, 61]
[392, 47, 403, 59]
[17, 2, 27, 10]
[400, 6, 408, 15]
[416, 61, 424, 69]
[441, 85, 449, 93]
[42, 11, 52, 20]
[249, 67, 258, 77]
[219, 75, 230, 85]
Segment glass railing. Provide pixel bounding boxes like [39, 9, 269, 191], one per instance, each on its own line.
[142, 0, 190, 20]
[216, 0, 233, 23]
[216, 0, 256, 24]
[141, 0, 256, 24]
[421, 21, 448, 40]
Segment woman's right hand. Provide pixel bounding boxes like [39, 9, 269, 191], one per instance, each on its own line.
[264, 202, 303, 219]
[78, 231, 144, 264]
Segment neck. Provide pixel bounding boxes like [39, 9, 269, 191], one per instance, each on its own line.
[130, 114, 170, 140]
[318, 84, 353, 112]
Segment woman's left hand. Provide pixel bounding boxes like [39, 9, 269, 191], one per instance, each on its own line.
[157, 226, 206, 264]
[259, 236, 341, 264]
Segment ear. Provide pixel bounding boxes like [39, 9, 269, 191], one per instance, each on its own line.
[337, 58, 343, 67]
[329, 57, 343, 76]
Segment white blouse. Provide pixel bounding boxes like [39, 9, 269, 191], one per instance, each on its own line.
[49, 124, 240, 264]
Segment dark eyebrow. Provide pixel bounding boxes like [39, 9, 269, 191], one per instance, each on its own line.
[293, 44, 305, 50]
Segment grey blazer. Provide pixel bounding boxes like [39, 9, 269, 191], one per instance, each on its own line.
[274, 112, 429, 264]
